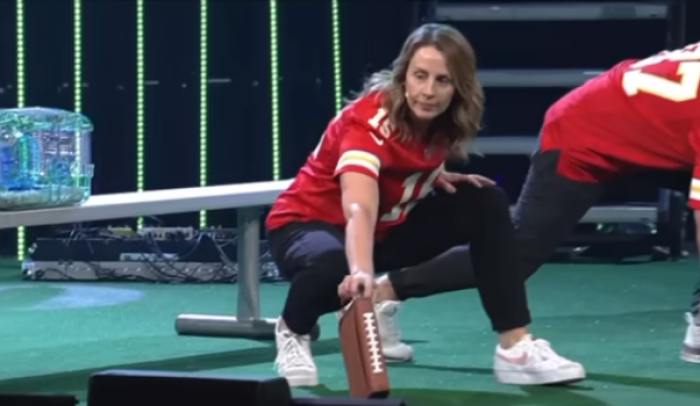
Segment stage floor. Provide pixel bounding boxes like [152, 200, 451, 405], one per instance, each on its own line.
[0, 259, 698, 405]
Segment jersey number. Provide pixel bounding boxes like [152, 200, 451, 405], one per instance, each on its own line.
[381, 166, 442, 222]
[622, 43, 700, 102]
[312, 108, 393, 159]
[622, 61, 700, 102]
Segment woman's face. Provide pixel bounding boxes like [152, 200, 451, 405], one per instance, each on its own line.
[404, 45, 455, 123]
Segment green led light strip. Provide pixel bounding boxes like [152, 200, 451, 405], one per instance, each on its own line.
[199, 0, 208, 228]
[136, 0, 145, 229]
[331, 0, 342, 113]
[74, 0, 82, 188]
[74, 0, 82, 114]
[269, 0, 280, 180]
[16, 0, 25, 260]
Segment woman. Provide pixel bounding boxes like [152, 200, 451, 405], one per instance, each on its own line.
[265, 23, 584, 387]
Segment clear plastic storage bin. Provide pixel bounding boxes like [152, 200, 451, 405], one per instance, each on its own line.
[0, 107, 94, 210]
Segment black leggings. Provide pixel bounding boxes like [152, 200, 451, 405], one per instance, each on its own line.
[267, 183, 532, 336]
[391, 149, 692, 300]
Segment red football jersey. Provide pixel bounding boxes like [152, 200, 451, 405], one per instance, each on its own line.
[266, 92, 447, 240]
[540, 42, 700, 208]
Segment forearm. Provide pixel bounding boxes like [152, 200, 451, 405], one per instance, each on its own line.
[344, 206, 376, 276]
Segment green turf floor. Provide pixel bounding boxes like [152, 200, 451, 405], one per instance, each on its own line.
[1, 259, 699, 405]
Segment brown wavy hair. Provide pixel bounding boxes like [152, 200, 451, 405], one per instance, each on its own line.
[349, 23, 484, 159]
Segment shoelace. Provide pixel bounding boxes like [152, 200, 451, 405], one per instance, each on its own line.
[275, 334, 312, 370]
[527, 339, 572, 366]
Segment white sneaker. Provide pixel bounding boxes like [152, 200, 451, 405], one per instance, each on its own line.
[274, 318, 318, 387]
[375, 300, 414, 362]
[494, 335, 586, 385]
[680, 312, 700, 363]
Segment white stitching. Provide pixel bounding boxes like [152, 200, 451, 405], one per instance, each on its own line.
[363, 312, 384, 373]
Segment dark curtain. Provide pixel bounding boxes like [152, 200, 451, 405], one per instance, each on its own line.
[0, 0, 696, 256]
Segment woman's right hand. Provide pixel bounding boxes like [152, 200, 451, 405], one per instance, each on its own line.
[338, 271, 374, 301]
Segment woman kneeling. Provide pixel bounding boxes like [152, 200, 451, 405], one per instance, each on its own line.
[265, 23, 585, 387]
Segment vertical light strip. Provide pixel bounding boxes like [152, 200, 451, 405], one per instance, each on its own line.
[74, 0, 82, 114]
[199, 0, 208, 228]
[269, 0, 280, 180]
[136, 0, 145, 229]
[16, 0, 25, 260]
[74, 0, 82, 189]
[331, 0, 342, 113]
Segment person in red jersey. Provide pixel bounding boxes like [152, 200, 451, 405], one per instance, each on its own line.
[266, 23, 585, 388]
[370, 41, 700, 365]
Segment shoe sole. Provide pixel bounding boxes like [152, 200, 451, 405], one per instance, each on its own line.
[385, 355, 414, 363]
[680, 348, 700, 364]
[284, 374, 319, 387]
[495, 367, 586, 386]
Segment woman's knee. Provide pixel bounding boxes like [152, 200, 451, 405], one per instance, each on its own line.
[277, 225, 349, 300]
[269, 222, 347, 280]
[456, 183, 511, 211]
[281, 234, 349, 334]
[481, 184, 510, 206]
[288, 253, 347, 298]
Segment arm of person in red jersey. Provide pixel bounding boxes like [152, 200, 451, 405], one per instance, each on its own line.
[334, 115, 391, 280]
[340, 172, 379, 277]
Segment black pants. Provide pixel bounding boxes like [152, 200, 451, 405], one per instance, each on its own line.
[268, 183, 532, 336]
[392, 149, 692, 299]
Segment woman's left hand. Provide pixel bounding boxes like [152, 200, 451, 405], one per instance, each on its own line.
[435, 172, 496, 193]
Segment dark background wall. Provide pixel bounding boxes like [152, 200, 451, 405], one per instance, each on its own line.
[0, 0, 697, 257]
